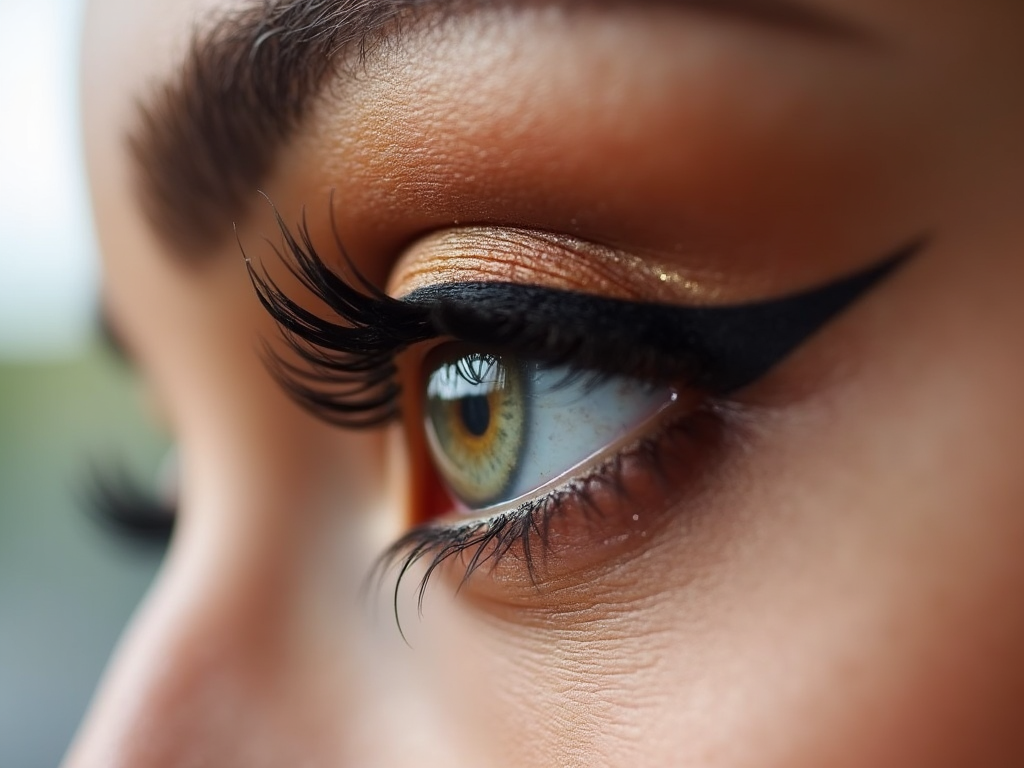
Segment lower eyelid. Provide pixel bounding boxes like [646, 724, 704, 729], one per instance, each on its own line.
[436, 389, 696, 523]
[382, 398, 730, 605]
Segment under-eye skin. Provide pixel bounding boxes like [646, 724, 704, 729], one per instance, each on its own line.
[246, 211, 921, 603]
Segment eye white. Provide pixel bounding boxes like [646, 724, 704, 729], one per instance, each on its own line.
[498, 364, 673, 506]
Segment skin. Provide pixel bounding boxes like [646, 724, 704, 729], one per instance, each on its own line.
[71, 0, 1024, 766]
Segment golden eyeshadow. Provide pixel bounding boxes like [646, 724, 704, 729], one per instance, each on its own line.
[387, 226, 728, 305]
[248, 207, 920, 428]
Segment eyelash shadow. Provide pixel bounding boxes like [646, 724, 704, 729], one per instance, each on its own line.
[244, 205, 921, 631]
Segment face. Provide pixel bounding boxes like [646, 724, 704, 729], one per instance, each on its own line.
[71, 0, 1024, 766]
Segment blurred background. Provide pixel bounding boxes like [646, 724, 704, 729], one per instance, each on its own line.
[0, 0, 167, 764]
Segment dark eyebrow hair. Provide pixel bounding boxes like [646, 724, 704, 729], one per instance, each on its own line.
[129, 0, 871, 261]
[129, 0, 424, 258]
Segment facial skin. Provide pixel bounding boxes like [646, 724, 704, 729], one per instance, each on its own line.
[72, 0, 1024, 766]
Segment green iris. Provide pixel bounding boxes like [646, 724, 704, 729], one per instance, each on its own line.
[424, 353, 526, 508]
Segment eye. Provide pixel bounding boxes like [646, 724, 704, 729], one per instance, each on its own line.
[423, 347, 676, 515]
[247, 216, 917, 603]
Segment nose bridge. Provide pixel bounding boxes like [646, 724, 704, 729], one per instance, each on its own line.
[61, 532, 358, 768]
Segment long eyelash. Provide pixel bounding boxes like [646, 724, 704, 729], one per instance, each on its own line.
[246, 206, 919, 429]
[244, 206, 434, 428]
[84, 462, 176, 546]
[243, 209, 704, 428]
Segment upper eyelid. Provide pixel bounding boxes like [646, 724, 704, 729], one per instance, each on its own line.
[245, 206, 920, 431]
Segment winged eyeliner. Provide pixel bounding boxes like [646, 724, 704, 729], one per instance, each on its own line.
[247, 214, 919, 428]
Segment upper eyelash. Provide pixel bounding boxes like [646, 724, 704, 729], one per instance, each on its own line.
[242, 208, 709, 428]
[84, 461, 176, 546]
[243, 207, 432, 428]
[244, 205, 921, 430]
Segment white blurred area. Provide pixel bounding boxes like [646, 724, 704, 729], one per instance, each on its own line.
[0, 0, 98, 359]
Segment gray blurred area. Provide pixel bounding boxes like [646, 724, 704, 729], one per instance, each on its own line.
[0, 346, 166, 767]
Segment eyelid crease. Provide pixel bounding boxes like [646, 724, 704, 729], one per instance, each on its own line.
[388, 227, 730, 305]
[245, 207, 921, 430]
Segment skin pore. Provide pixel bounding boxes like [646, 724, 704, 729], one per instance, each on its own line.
[73, 0, 1024, 766]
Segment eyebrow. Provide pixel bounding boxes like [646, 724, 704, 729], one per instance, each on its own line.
[129, 0, 872, 260]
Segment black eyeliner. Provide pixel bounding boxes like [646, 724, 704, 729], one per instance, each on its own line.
[404, 245, 916, 394]
[247, 210, 920, 428]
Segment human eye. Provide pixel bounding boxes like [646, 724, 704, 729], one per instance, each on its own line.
[422, 348, 675, 512]
[247, 211, 918, 606]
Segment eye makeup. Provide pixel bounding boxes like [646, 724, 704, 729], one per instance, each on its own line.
[246, 210, 920, 429]
[246, 211, 921, 624]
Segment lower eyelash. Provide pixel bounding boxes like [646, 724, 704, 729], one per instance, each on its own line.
[369, 403, 722, 639]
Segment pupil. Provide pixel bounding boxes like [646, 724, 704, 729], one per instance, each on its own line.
[459, 395, 491, 437]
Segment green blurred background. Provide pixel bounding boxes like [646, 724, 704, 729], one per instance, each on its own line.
[0, 0, 168, 764]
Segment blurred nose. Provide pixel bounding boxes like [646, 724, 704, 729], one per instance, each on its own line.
[60, 526, 363, 767]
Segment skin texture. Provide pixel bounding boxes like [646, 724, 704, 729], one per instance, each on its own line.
[72, 0, 1024, 766]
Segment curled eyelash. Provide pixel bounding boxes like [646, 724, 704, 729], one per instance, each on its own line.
[243, 206, 434, 428]
[245, 206, 919, 431]
[243, 208, 633, 428]
[84, 461, 176, 546]
[243, 209, 753, 430]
